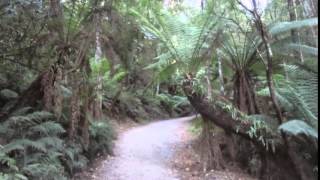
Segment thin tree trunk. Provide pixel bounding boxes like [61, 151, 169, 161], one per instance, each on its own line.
[287, 0, 305, 62]
[205, 58, 212, 100]
[156, 81, 160, 95]
[287, 0, 298, 42]
[218, 56, 225, 96]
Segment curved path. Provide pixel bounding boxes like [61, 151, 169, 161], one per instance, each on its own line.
[94, 116, 195, 180]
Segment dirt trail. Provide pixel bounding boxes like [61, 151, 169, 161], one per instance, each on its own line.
[92, 116, 196, 180]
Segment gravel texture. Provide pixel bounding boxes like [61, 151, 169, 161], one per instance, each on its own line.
[93, 116, 195, 180]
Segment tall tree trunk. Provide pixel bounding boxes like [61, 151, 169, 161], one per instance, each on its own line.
[68, 73, 80, 140]
[217, 56, 225, 96]
[92, 7, 104, 120]
[287, 0, 298, 42]
[287, 0, 305, 62]
[205, 58, 212, 100]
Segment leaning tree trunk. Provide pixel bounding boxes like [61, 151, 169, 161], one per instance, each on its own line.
[182, 79, 302, 180]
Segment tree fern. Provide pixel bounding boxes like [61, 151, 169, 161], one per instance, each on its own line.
[131, 8, 220, 77]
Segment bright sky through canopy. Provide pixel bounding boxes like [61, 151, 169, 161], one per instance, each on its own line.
[180, 0, 269, 11]
[240, 0, 270, 11]
[184, 0, 202, 8]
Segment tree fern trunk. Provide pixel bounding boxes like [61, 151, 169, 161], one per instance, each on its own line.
[233, 70, 259, 115]
[68, 73, 80, 140]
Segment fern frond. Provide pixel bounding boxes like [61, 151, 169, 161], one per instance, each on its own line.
[36, 137, 63, 150]
[10, 107, 33, 116]
[30, 121, 65, 137]
[287, 43, 318, 56]
[269, 18, 318, 35]
[0, 173, 28, 180]
[22, 162, 67, 180]
[0, 152, 18, 171]
[279, 120, 318, 139]
[2, 139, 47, 154]
[6, 111, 54, 129]
[284, 64, 318, 127]
[257, 87, 294, 112]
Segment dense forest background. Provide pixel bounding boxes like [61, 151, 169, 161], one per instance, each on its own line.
[0, 0, 318, 180]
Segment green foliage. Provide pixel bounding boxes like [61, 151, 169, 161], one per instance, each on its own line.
[0, 109, 116, 180]
[0, 109, 116, 179]
[61, 143, 88, 175]
[90, 58, 111, 76]
[0, 0, 318, 178]
[188, 116, 203, 136]
[131, 7, 221, 82]
[279, 120, 318, 139]
[0, 89, 18, 100]
[269, 18, 318, 35]
[0, 110, 69, 179]
[88, 121, 115, 158]
[257, 61, 318, 145]
[156, 93, 189, 109]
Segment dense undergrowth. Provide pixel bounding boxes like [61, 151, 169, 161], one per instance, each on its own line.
[0, 109, 115, 180]
[0, 76, 188, 180]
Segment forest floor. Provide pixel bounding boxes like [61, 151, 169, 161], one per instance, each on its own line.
[74, 116, 256, 180]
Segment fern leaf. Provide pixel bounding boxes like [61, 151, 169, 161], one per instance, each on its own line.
[287, 43, 318, 56]
[269, 18, 318, 35]
[37, 137, 63, 150]
[279, 120, 318, 139]
[30, 121, 65, 137]
[2, 139, 47, 154]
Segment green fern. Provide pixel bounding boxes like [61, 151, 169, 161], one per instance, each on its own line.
[29, 121, 66, 137]
[131, 8, 219, 77]
[2, 139, 47, 154]
[0, 173, 28, 180]
[279, 120, 318, 139]
[156, 93, 189, 109]
[62, 144, 88, 174]
[5, 111, 55, 130]
[22, 162, 67, 180]
[88, 121, 115, 158]
[269, 18, 318, 35]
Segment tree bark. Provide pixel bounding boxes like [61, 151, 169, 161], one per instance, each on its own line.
[233, 70, 259, 115]
[92, 4, 104, 120]
[205, 58, 213, 100]
[182, 80, 301, 180]
[217, 56, 225, 96]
